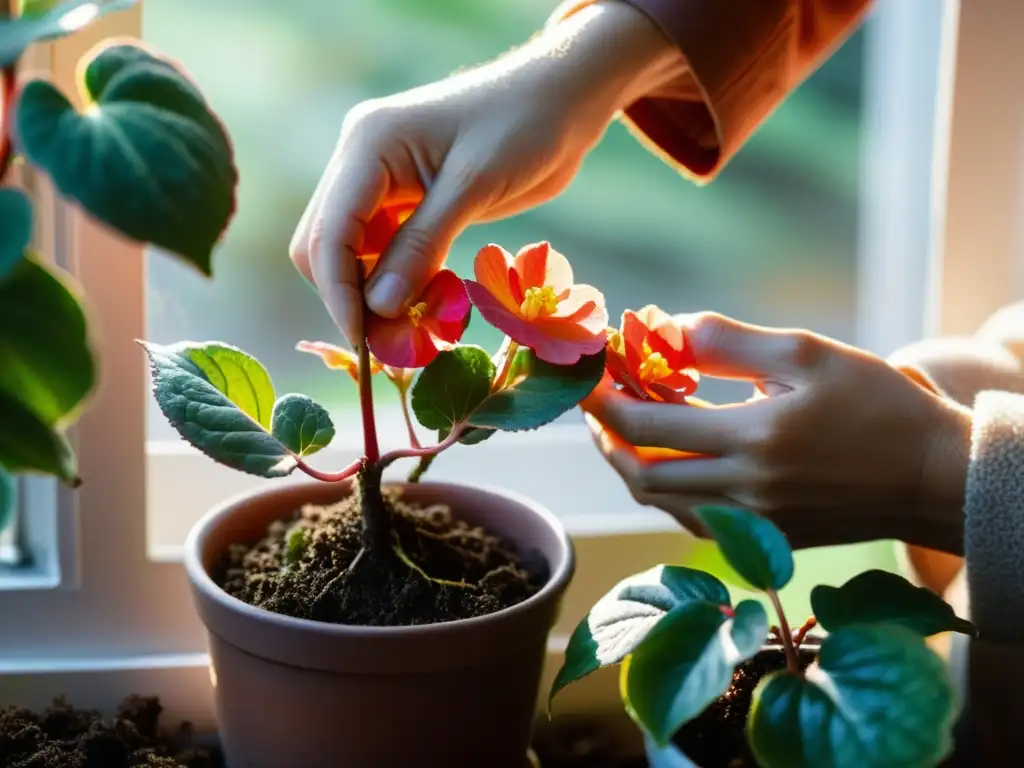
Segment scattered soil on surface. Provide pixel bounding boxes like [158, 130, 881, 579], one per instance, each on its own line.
[217, 479, 546, 626]
[671, 646, 815, 768]
[0, 696, 222, 768]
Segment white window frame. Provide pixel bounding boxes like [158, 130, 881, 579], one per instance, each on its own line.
[0, 0, 1005, 730]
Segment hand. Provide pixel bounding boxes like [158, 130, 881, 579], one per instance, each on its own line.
[289, 1, 687, 343]
[583, 312, 973, 553]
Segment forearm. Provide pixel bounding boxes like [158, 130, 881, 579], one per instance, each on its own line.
[551, 0, 874, 180]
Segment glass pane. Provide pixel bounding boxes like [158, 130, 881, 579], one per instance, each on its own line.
[144, 1, 863, 440]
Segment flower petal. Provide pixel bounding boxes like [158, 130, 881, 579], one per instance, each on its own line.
[423, 269, 471, 326]
[554, 284, 609, 333]
[655, 370, 699, 396]
[366, 316, 441, 369]
[514, 241, 573, 293]
[467, 280, 604, 365]
[621, 310, 647, 371]
[474, 244, 520, 312]
[606, 348, 647, 399]
[296, 340, 380, 381]
[363, 204, 415, 256]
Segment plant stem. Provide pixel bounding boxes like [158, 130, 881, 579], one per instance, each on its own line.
[358, 461, 389, 550]
[0, 3, 16, 185]
[491, 338, 520, 392]
[358, 339, 380, 464]
[768, 590, 800, 675]
[296, 457, 362, 483]
[793, 616, 817, 648]
[398, 385, 421, 449]
[378, 424, 465, 470]
[407, 454, 435, 484]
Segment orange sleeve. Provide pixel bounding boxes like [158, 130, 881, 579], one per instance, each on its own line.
[550, 0, 875, 183]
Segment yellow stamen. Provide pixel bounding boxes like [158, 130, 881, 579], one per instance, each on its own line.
[407, 302, 428, 327]
[520, 285, 560, 321]
[638, 340, 672, 381]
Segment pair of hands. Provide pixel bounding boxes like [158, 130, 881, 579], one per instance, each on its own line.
[583, 312, 973, 553]
[287, 0, 972, 553]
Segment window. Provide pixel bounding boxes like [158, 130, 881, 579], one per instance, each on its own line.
[2, 0, 1007, 727]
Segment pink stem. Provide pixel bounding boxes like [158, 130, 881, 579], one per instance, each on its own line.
[296, 458, 363, 483]
[399, 387, 421, 449]
[0, 65, 16, 184]
[358, 340, 380, 464]
[378, 424, 465, 470]
[491, 338, 519, 392]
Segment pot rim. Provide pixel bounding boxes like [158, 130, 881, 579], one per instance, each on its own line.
[183, 477, 575, 639]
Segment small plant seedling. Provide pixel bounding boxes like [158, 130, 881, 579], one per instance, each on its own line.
[550, 505, 977, 768]
[143, 240, 617, 572]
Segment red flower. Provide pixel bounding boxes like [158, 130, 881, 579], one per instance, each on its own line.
[464, 242, 607, 365]
[359, 204, 415, 275]
[365, 269, 470, 368]
[606, 306, 698, 403]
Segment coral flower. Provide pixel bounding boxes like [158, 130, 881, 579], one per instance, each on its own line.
[464, 242, 608, 365]
[359, 203, 415, 274]
[365, 268, 470, 369]
[606, 305, 698, 403]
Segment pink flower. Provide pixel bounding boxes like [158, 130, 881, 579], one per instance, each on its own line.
[464, 242, 608, 365]
[365, 269, 470, 368]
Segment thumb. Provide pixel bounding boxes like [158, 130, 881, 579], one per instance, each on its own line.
[678, 312, 828, 382]
[365, 164, 479, 318]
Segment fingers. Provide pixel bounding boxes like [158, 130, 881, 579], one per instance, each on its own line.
[677, 311, 830, 383]
[582, 382, 767, 456]
[365, 160, 482, 318]
[308, 156, 389, 343]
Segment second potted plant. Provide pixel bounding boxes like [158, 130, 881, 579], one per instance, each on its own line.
[550, 503, 978, 768]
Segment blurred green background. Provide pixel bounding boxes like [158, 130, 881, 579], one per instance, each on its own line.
[143, 1, 898, 601]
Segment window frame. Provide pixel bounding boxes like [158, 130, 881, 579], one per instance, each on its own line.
[0, 0, 993, 729]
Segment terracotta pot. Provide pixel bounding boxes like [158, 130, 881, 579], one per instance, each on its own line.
[184, 479, 575, 768]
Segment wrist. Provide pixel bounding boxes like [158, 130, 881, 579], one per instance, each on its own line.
[536, 1, 688, 116]
[916, 399, 972, 553]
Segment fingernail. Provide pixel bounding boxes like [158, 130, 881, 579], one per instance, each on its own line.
[367, 273, 413, 315]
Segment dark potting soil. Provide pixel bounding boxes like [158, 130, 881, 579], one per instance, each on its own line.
[217, 480, 546, 626]
[671, 646, 815, 768]
[0, 696, 223, 768]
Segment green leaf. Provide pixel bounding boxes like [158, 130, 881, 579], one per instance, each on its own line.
[411, 346, 495, 431]
[0, 466, 14, 532]
[0, 189, 32, 278]
[748, 625, 956, 768]
[811, 569, 977, 638]
[626, 599, 768, 745]
[550, 565, 730, 707]
[16, 42, 237, 275]
[694, 506, 794, 591]
[0, 256, 95, 425]
[469, 349, 606, 432]
[270, 394, 335, 458]
[2, 1, 137, 66]
[179, 343, 275, 429]
[141, 341, 297, 478]
[0, 388, 76, 481]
